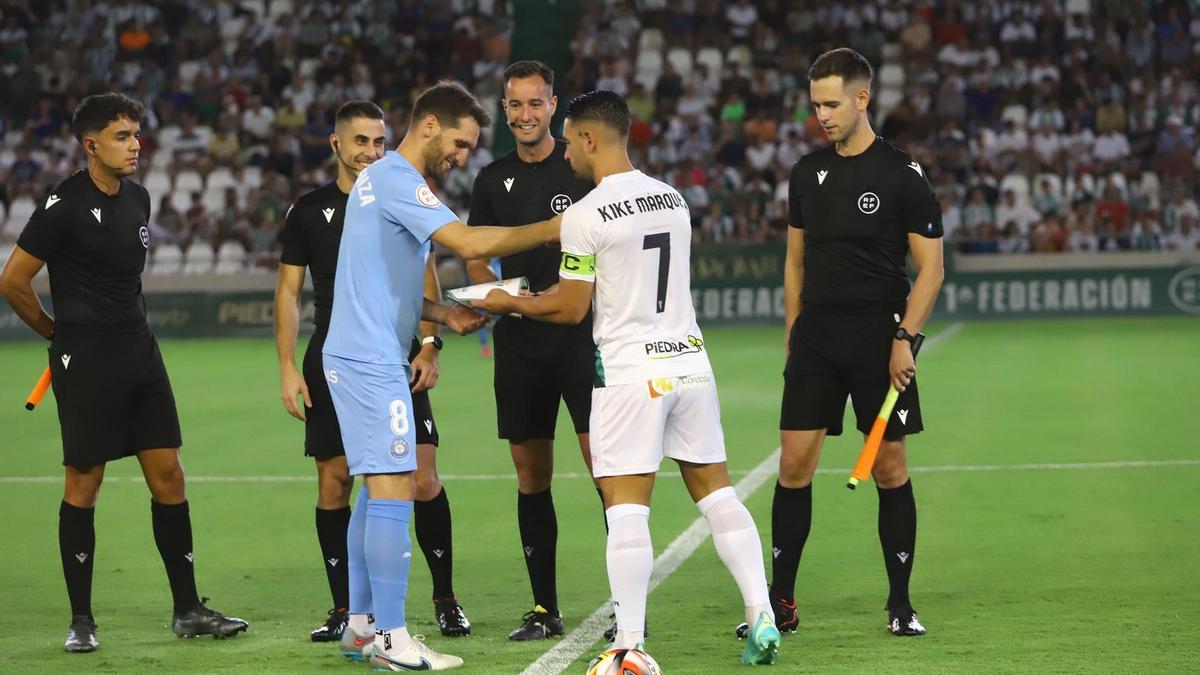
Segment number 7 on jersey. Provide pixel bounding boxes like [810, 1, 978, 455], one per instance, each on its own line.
[643, 233, 670, 313]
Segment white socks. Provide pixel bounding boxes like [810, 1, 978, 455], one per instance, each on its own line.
[605, 503, 653, 649]
[348, 612, 374, 636]
[697, 486, 772, 627]
[375, 625, 411, 654]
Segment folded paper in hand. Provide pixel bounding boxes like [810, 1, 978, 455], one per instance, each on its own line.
[444, 277, 530, 312]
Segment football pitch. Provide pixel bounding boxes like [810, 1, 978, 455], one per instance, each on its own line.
[1, 317, 1197, 673]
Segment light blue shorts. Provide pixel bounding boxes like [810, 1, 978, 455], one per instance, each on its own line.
[321, 354, 417, 476]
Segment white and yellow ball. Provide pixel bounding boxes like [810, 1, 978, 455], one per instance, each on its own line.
[586, 647, 662, 675]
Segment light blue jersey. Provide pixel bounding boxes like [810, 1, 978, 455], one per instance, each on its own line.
[323, 151, 457, 365]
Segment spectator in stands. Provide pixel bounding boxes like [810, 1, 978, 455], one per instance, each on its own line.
[151, 195, 185, 247]
[170, 114, 212, 187]
[995, 189, 1040, 236]
[7, 147, 41, 198]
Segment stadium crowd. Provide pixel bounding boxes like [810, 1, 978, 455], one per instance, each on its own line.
[1, 0, 1198, 271]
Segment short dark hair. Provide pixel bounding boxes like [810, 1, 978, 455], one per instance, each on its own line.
[335, 100, 385, 125]
[411, 80, 492, 129]
[808, 48, 873, 87]
[564, 89, 630, 137]
[503, 60, 555, 89]
[71, 92, 144, 142]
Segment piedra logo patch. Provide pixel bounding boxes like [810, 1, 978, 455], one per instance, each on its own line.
[644, 335, 704, 360]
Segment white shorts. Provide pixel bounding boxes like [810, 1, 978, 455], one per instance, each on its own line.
[589, 372, 727, 478]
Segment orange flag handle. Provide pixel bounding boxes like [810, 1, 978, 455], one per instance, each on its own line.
[25, 366, 52, 411]
[847, 332, 926, 490]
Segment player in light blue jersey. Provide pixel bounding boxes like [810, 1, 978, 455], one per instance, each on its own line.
[322, 81, 562, 671]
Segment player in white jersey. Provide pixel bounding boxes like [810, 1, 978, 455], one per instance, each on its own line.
[473, 90, 782, 667]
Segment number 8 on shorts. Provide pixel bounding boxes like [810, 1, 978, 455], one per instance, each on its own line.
[322, 353, 419, 476]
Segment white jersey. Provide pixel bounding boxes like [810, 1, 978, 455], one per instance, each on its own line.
[559, 169, 710, 386]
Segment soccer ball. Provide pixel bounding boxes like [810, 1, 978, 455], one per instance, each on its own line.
[586, 647, 662, 675]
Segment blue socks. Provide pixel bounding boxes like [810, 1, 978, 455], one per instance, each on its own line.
[347, 488, 372, 616]
[364, 498, 414, 632]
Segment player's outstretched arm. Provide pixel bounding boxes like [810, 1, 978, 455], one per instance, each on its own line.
[0, 246, 55, 339]
[421, 299, 487, 335]
[273, 263, 311, 421]
[472, 278, 592, 324]
[431, 215, 560, 261]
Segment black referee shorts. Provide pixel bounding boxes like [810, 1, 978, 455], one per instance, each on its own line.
[780, 306, 923, 440]
[493, 338, 593, 443]
[302, 331, 438, 459]
[49, 327, 183, 467]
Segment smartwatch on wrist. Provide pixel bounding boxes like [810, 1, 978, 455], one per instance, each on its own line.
[422, 335, 443, 350]
[894, 327, 917, 346]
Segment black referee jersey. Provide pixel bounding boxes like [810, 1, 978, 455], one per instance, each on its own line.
[788, 136, 943, 312]
[468, 140, 595, 356]
[17, 170, 151, 331]
[280, 181, 346, 331]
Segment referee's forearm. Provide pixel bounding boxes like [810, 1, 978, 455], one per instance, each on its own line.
[0, 284, 54, 338]
[900, 269, 944, 333]
[273, 293, 301, 368]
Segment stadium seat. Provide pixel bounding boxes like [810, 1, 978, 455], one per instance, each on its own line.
[696, 47, 723, 74]
[881, 42, 902, 61]
[175, 170, 204, 193]
[299, 57, 322, 79]
[726, 45, 753, 75]
[214, 241, 246, 274]
[242, 166, 264, 188]
[157, 125, 182, 150]
[0, 149, 14, 167]
[202, 188, 226, 213]
[177, 61, 202, 87]
[207, 167, 235, 190]
[666, 47, 694, 78]
[151, 244, 184, 276]
[638, 28, 664, 53]
[7, 197, 36, 226]
[182, 243, 215, 275]
[876, 88, 904, 117]
[267, 0, 294, 19]
[170, 190, 193, 213]
[145, 169, 172, 194]
[879, 63, 905, 88]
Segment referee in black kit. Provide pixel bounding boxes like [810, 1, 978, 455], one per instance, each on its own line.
[769, 49, 944, 637]
[0, 93, 247, 652]
[466, 61, 598, 640]
[274, 100, 470, 644]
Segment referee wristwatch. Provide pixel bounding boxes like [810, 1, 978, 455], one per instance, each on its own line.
[894, 327, 917, 346]
[422, 335, 444, 350]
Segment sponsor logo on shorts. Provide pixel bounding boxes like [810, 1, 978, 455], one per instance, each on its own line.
[644, 335, 704, 360]
[389, 438, 410, 461]
[647, 373, 712, 398]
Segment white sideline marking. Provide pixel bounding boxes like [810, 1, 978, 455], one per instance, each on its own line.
[2, 459, 1197, 485]
[521, 323, 968, 674]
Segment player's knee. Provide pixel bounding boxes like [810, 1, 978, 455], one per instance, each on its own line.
[778, 451, 816, 487]
[64, 470, 103, 507]
[317, 468, 353, 507]
[414, 470, 442, 501]
[871, 447, 909, 488]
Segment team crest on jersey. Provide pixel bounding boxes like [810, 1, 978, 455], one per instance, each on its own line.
[389, 438, 410, 461]
[139, 226, 149, 248]
[550, 193, 573, 213]
[416, 184, 442, 208]
[858, 192, 880, 214]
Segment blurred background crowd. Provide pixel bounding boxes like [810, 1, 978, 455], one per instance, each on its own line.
[0, 0, 1197, 274]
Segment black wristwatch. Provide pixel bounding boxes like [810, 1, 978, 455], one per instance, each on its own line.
[421, 335, 444, 350]
[894, 327, 917, 346]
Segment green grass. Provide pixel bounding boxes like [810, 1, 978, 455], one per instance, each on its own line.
[1, 318, 1197, 673]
